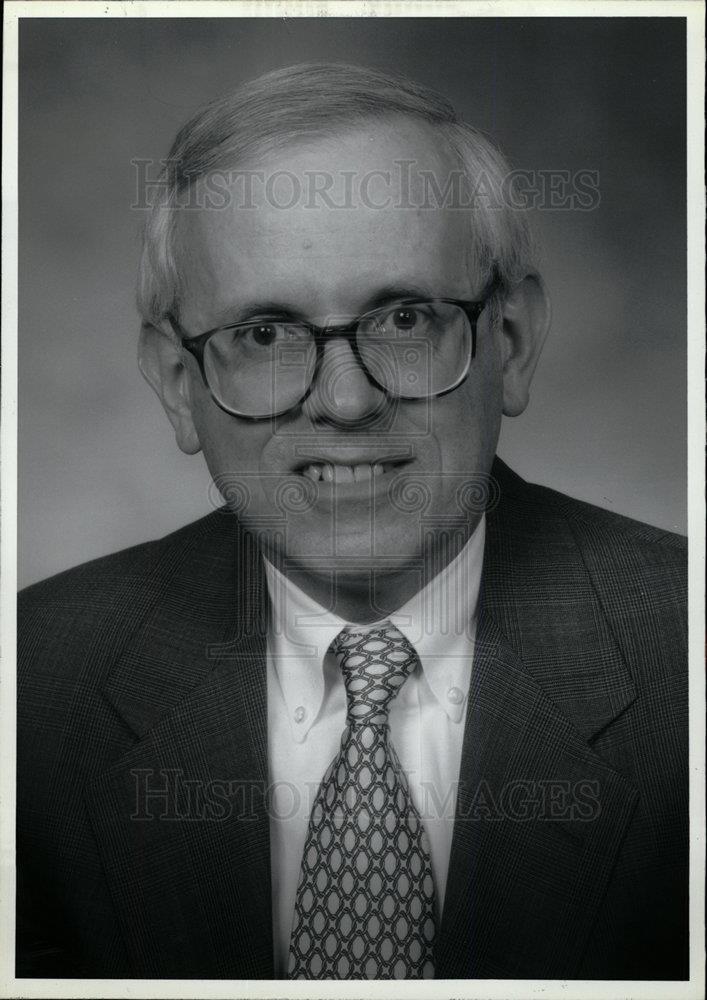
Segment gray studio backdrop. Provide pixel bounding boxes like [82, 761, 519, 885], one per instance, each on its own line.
[18, 17, 687, 589]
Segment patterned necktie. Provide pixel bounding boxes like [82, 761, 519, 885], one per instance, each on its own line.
[288, 622, 436, 979]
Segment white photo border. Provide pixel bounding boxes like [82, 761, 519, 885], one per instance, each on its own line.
[2, 3, 704, 999]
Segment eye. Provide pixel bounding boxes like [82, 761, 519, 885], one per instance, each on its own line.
[250, 323, 279, 347]
[391, 308, 418, 331]
[373, 304, 435, 337]
[239, 322, 311, 348]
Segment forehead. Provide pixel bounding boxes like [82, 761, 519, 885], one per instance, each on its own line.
[177, 119, 473, 323]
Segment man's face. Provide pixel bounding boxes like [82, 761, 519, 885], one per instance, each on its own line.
[175, 120, 504, 580]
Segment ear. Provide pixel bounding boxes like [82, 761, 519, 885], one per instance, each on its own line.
[138, 323, 202, 454]
[497, 273, 551, 417]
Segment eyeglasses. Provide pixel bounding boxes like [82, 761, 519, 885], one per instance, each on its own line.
[169, 283, 497, 421]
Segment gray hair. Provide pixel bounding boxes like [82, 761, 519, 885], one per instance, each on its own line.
[137, 62, 535, 327]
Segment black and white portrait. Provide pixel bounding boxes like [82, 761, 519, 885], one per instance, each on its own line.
[8, 6, 702, 995]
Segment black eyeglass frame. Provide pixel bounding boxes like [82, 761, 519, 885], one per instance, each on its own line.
[169, 282, 499, 421]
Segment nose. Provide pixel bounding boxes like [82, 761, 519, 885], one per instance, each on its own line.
[302, 337, 388, 427]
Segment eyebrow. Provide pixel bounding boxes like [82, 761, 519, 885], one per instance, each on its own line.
[212, 300, 305, 327]
[212, 283, 441, 328]
[363, 283, 438, 309]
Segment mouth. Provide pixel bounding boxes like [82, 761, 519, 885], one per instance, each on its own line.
[294, 458, 410, 484]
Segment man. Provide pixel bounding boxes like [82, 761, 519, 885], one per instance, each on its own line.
[17, 63, 688, 980]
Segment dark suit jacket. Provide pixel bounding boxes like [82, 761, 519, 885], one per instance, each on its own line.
[17, 459, 688, 979]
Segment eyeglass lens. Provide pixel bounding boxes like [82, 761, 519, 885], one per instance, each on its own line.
[202, 302, 472, 418]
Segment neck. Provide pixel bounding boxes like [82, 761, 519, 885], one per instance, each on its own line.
[285, 567, 420, 623]
[265, 524, 477, 623]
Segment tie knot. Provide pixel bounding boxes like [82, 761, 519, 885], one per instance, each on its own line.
[331, 622, 418, 726]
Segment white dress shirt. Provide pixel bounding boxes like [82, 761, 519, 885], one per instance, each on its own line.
[265, 516, 485, 976]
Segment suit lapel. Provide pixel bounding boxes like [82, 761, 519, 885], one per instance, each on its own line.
[85, 514, 275, 978]
[436, 462, 640, 978]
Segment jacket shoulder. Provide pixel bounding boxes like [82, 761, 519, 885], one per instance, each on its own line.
[18, 510, 228, 684]
[493, 459, 686, 620]
[498, 463, 686, 635]
[496, 461, 686, 555]
[20, 510, 225, 607]
[533, 480, 684, 549]
[492, 461, 687, 687]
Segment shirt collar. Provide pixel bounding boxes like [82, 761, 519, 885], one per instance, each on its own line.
[264, 515, 485, 737]
[264, 561, 347, 742]
[387, 514, 485, 722]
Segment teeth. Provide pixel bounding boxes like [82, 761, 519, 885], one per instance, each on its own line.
[334, 465, 354, 483]
[301, 465, 322, 482]
[299, 461, 398, 482]
[353, 464, 372, 482]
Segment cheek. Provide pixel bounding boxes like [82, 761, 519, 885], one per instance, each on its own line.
[191, 401, 280, 522]
[434, 358, 503, 473]
[467, 323, 504, 449]
[189, 386, 267, 478]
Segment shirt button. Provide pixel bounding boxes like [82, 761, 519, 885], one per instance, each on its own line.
[447, 686, 464, 705]
[293, 706, 307, 724]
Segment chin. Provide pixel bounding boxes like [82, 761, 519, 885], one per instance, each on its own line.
[284, 526, 422, 575]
